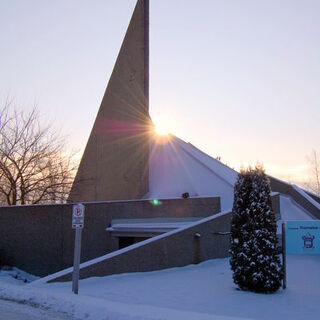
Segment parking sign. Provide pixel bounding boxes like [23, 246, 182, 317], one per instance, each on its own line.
[72, 203, 85, 229]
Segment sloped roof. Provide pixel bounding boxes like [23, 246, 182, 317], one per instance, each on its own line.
[145, 134, 319, 221]
[144, 134, 238, 210]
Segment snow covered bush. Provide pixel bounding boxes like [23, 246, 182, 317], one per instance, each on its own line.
[229, 165, 282, 293]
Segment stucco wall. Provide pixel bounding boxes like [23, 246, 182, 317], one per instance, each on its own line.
[0, 197, 220, 276]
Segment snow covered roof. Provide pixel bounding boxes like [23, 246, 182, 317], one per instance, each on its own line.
[145, 133, 320, 222]
[145, 134, 238, 211]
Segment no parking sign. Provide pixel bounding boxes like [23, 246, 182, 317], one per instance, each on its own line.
[72, 203, 85, 229]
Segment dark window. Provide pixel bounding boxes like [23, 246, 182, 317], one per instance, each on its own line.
[118, 237, 150, 249]
[119, 237, 135, 249]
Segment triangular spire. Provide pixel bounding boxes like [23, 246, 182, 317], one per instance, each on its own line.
[69, 0, 150, 202]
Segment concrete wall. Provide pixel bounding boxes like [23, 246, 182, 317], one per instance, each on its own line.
[271, 192, 280, 215]
[287, 188, 320, 219]
[269, 176, 292, 195]
[48, 194, 280, 282]
[68, 0, 150, 202]
[269, 176, 320, 219]
[50, 212, 232, 282]
[306, 191, 320, 205]
[0, 197, 220, 276]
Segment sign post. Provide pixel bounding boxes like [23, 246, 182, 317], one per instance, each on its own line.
[72, 203, 85, 295]
[282, 223, 286, 289]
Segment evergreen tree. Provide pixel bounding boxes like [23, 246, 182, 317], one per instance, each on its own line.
[230, 165, 282, 293]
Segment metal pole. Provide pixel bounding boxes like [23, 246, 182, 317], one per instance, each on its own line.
[282, 222, 287, 289]
[72, 228, 82, 294]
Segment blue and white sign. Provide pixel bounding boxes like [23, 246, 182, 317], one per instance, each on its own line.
[286, 220, 320, 255]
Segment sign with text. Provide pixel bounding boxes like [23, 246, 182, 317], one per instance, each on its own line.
[286, 220, 320, 255]
[72, 203, 85, 229]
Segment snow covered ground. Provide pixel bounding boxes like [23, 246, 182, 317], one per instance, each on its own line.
[0, 299, 69, 320]
[0, 256, 319, 320]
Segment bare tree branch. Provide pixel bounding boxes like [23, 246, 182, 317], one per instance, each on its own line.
[304, 150, 320, 197]
[0, 101, 78, 205]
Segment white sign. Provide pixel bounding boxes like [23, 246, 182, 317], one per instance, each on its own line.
[72, 203, 85, 229]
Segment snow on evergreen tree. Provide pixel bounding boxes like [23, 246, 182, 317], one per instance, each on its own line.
[229, 165, 282, 293]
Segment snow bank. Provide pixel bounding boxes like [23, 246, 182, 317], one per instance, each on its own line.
[1, 256, 319, 320]
[0, 267, 39, 285]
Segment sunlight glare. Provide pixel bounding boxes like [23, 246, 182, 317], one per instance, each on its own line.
[154, 123, 171, 136]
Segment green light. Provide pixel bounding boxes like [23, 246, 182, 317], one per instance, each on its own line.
[152, 199, 159, 206]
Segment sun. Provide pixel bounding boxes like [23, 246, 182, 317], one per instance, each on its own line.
[154, 122, 171, 136]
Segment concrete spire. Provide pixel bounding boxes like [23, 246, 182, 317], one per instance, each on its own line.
[68, 0, 150, 202]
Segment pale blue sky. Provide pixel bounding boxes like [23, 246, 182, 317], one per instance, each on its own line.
[0, 0, 319, 183]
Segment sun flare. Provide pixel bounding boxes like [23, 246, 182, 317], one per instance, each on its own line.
[154, 123, 171, 136]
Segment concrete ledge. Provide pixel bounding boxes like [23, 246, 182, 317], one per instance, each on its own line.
[306, 191, 320, 205]
[269, 176, 320, 220]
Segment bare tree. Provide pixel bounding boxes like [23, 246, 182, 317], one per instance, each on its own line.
[0, 101, 77, 205]
[305, 150, 320, 197]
